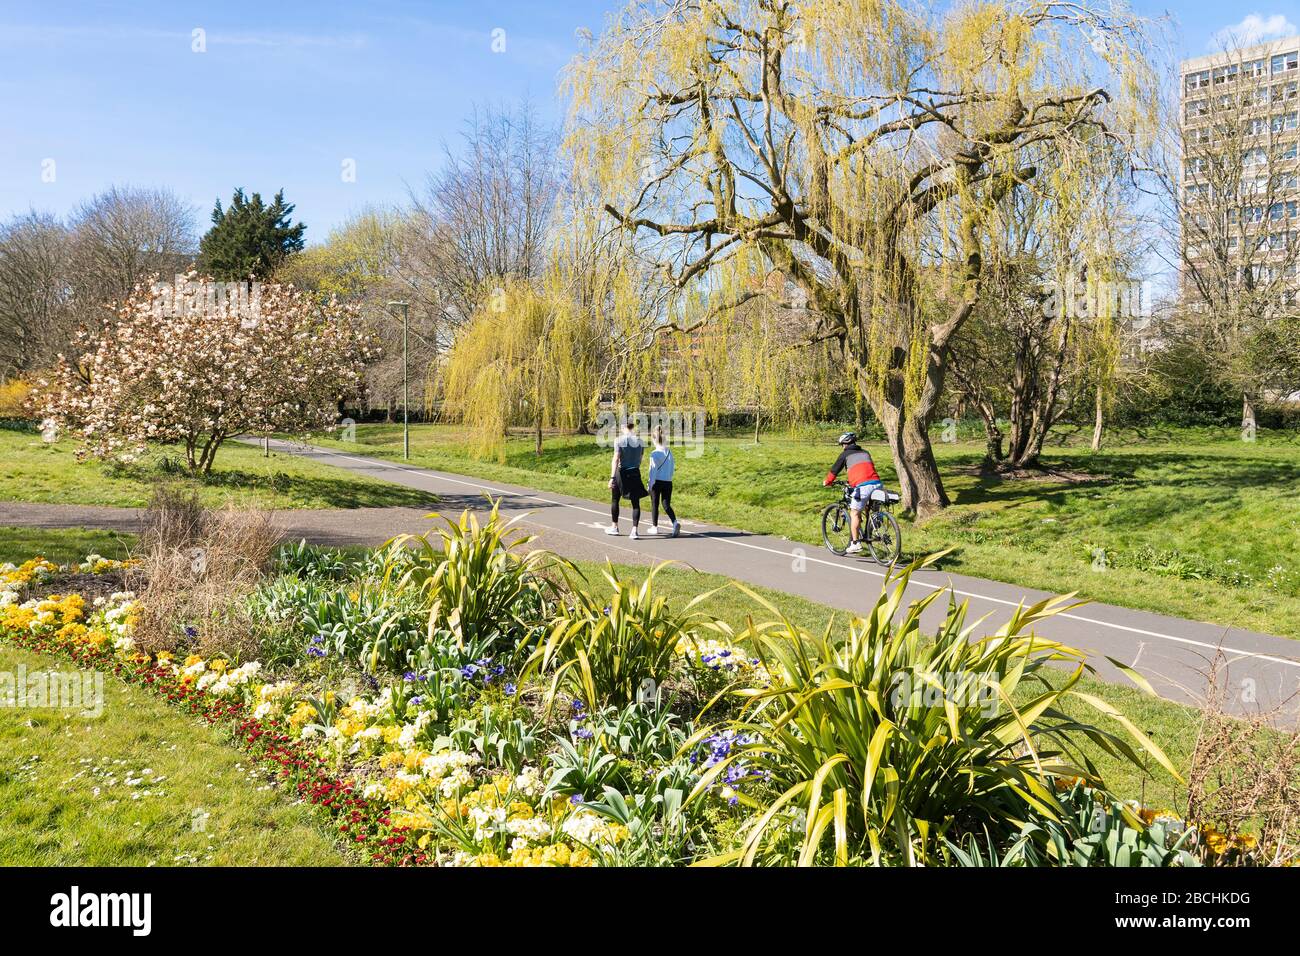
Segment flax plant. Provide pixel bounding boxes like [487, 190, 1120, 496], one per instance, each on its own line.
[384, 499, 562, 657]
[688, 555, 1179, 866]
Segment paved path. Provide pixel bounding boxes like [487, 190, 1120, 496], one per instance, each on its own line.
[0, 502, 441, 549]
[8, 439, 1300, 723]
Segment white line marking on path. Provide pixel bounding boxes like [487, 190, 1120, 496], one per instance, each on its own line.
[287, 442, 1300, 671]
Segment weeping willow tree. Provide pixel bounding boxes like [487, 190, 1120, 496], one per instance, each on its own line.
[439, 186, 662, 459]
[565, 0, 1156, 516]
[1078, 183, 1145, 453]
[440, 276, 603, 459]
[655, 252, 841, 438]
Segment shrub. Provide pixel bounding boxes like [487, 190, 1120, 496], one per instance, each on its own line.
[526, 562, 720, 709]
[944, 784, 1200, 867]
[0, 379, 33, 419]
[688, 556, 1180, 866]
[385, 500, 558, 660]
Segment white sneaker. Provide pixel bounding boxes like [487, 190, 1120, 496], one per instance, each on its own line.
[645, 525, 659, 535]
[605, 524, 619, 535]
[845, 542, 863, 554]
[671, 521, 680, 538]
[630, 527, 640, 540]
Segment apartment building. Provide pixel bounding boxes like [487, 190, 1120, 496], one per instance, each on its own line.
[1180, 36, 1300, 303]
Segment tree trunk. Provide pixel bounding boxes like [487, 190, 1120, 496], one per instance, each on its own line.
[753, 410, 761, 444]
[870, 372, 950, 519]
[983, 421, 1004, 467]
[1091, 385, 1104, 452]
[901, 417, 949, 518]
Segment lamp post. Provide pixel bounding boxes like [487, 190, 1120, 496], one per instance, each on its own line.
[387, 300, 411, 460]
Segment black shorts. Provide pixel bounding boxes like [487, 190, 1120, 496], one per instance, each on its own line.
[615, 468, 646, 500]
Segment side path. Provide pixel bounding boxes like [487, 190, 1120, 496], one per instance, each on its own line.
[242, 439, 1299, 723]
[0, 502, 440, 549]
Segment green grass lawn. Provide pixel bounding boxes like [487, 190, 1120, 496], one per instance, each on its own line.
[0, 527, 136, 566]
[0, 427, 431, 510]
[0, 641, 351, 866]
[303, 423, 1300, 639]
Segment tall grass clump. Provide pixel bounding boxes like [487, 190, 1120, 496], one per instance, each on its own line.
[130, 484, 282, 660]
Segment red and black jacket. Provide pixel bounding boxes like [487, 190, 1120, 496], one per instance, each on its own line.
[824, 444, 879, 488]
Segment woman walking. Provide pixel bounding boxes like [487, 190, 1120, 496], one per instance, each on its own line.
[606, 419, 647, 539]
[646, 425, 680, 537]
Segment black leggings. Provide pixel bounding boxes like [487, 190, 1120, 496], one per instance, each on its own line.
[611, 484, 641, 526]
[650, 481, 676, 526]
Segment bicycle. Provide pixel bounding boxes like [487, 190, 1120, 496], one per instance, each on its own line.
[821, 480, 902, 565]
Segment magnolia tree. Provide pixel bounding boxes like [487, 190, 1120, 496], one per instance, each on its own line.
[41, 273, 377, 473]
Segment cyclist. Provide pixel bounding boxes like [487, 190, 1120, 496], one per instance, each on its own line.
[823, 431, 882, 554]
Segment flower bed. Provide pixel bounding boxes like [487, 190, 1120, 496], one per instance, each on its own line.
[0, 528, 1273, 867]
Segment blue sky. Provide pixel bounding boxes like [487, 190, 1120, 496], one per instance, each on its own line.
[1, 1, 1296, 242]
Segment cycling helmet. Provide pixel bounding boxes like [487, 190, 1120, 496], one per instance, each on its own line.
[836, 431, 858, 445]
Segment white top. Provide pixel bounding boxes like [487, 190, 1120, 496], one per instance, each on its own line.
[648, 446, 675, 484]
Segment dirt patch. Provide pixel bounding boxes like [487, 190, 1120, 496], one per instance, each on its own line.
[28, 571, 131, 602]
[961, 463, 1110, 484]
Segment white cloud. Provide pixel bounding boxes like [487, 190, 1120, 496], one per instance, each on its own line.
[1211, 13, 1298, 49]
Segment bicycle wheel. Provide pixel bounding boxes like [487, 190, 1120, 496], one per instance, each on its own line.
[821, 503, 852, 555]
[866, 509, 902, 565]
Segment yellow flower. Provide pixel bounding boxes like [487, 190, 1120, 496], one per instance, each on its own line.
[402, 750, 430, 772]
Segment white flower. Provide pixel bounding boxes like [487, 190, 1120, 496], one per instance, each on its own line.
[505, 816, 552, 845]
[561, 810, 621, 849]
[513, 766, 543, 797]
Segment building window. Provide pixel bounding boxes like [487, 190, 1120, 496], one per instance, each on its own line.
[1273, 111, 1299, 132]
[1213, 65, 1238, 85]
[1272, 51, 1298, 74]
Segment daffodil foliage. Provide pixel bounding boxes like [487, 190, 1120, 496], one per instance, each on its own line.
[565, 0, 1157, 515]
